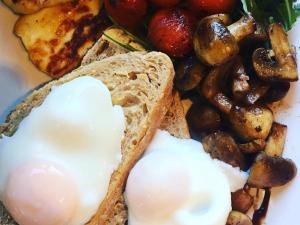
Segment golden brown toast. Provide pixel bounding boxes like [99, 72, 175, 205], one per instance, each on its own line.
[0, 51, 188, 225]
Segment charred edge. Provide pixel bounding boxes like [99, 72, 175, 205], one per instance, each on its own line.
[47, 9, 112, 77]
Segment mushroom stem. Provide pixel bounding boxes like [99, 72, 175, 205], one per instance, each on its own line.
[228, 14, 256, 42]
[193, 14, 256, 66]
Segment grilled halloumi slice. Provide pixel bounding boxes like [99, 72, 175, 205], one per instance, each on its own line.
[14, 0, 110, 78]
[3, 0, 73, 14]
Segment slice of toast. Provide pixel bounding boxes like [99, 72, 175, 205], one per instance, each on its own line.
[0, 27, 190, 224]
[0, 51, 178, 225]
[105, 90, 190, 225]
[82, 28, 190, 225]
[82, 27, 189, 139]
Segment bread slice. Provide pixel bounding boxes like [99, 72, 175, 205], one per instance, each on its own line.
[82, 27, 189, 139]
[81, 28, 190, 225]
[105, 91, 190, 225]
[82, 27, 146, 66]
[0, 51, 176, 225]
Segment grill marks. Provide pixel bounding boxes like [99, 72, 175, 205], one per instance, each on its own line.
[46, 11, 111, 77]
[15, 0, 111, 78]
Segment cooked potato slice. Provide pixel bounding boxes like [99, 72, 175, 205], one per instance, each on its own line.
[14, 0, 109, 78]
[202, 131, 246, 169]
[231, 189, 254, 213]
[3, 0, 73, 14]
[265, 122, 287, 157]
[229, 105, 273, 141]
[226, 211, 252, 225]
[248, 153, 297, 188]
[238, 139, 266, 154]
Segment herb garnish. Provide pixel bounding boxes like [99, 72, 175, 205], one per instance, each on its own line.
[241, 0, 300, 31]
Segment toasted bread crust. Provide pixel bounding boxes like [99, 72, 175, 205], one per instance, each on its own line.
[82, 29, 190, 225]
[0, 52, 174, 225]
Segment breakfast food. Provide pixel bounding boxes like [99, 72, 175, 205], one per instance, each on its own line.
[2, 0, 72, 14]
[0, 51, 175, 225]
[193, 14, 256, 66]
[0, 76, 126, 225]
[104, 0, 148, 28]
[1, 0, 300, 224]
[187, 0, 235, 13]
[125, 130, 248, 225]
[14, 0, 110, 78]
[148, 8, 196, 57]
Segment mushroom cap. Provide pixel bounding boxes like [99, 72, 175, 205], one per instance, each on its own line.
[193, 16, 239, 66]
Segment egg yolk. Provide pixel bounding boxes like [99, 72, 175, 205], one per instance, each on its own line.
[125, 152, 190, 221]
[3, 160, 78, 225]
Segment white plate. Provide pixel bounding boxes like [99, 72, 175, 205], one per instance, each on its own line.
[0, 2, 299, 225]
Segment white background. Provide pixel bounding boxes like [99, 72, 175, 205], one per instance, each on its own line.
[0, 2, 299, 225]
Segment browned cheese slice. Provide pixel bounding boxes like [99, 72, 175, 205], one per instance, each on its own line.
[14, 0, 111, 78]
[3, 0, 73, 14]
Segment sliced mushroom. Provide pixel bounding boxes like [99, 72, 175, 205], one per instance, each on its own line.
[202, 131, 246, 169]
[229, 105, 273, 141]
[238, 139, 266, 154]
[244, 80, 270, 105]
[175, 56, 207, 91]
[248, 153, 297, 188]
[231, 189, 254, 214]
[253, 23, 298, 82]
[262, 82, 290, 103]
[186, 104, 221, 133]
[265, 122, 287, 157]
[194, 14, 255, 66]
[200, 62, 234, 114]
[231, 58, 250, 101]
[226, 211, 253, 225]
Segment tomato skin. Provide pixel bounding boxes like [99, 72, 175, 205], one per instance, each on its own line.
[104, 0, 148, 28]
[187, 0, 235, 14]
[149, 0, 181, 8]
[148, 8, 196, 57]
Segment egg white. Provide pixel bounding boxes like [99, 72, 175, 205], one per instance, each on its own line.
[0, 76, 125, 225]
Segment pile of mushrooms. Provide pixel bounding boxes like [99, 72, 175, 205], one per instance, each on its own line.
[176, 13, 298, 225]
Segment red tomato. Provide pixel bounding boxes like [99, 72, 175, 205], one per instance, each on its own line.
[150, 0, 181, 8]
[148, 8, 196, 57]
[187, 0, 235, 14]
[104, 0, 148, 28]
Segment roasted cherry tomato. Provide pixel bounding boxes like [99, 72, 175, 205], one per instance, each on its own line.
[150, 0, 181, 8]
[104, 0, 148, 28]
[148, 8, 196, 57]
[187, 0, 235, 14]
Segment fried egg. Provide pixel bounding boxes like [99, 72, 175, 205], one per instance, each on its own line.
[125, 130, 248, 225]
[0, 76, 125, 225]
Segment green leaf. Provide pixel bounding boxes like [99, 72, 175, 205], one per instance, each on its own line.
[241, 0, 300, 31]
